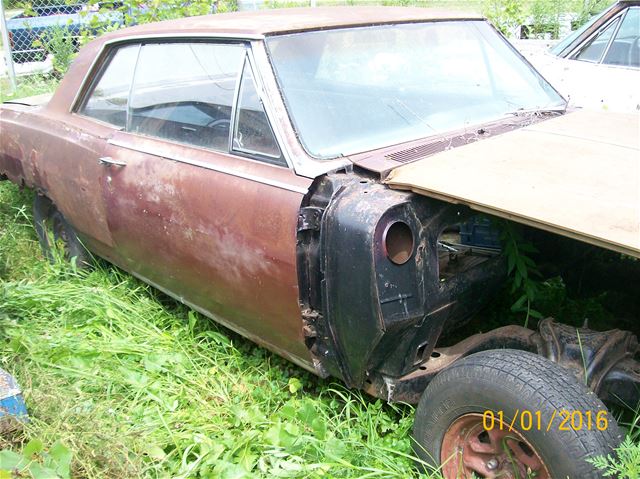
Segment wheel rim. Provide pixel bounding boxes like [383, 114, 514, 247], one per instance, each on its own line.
[440, 413, 550, 479]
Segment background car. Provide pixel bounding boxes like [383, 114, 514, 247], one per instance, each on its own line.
[6, 2, 123, 63]
[521, 0, 640, 112]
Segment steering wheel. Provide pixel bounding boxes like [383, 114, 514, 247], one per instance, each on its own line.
[206, 118, 231, 130]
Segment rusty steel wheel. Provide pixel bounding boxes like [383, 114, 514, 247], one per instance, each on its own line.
[440, 413, 550, 479]
[412, 350, 623, 479]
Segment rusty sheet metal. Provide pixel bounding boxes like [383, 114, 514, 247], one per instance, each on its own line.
[100, 130, 315, 370]
[90, 7, 482, 39]
[385, 110, 640, 258]
[0, 106, 117, 247]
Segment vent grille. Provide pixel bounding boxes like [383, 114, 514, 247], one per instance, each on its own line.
[385, 123, 522, 164]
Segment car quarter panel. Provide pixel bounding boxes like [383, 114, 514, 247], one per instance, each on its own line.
[0, 107, 115, 247]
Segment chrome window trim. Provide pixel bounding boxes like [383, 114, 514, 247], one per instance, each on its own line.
[76, 36, 294, 169]
[249, 40, 353, 179]
[568, 10, 625, 64]
[125, 44, 142, 132]
[231, 52, 285, 163]
[71, 33, 264, 114]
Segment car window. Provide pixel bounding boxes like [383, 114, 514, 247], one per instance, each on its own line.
[129, 42, 244, 151]
[572, 17, 620, 63]
[267, 22, 564, 159]
[232, 59, 281, 161]
[81, 44, 139, 128]
[551, 7, 610, 57]
[603, 7, 640, 67]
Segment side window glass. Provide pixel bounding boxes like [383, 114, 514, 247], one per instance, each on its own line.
[603, 8, 640, 67]
[573, 18, 620, 63]
[232, 60, 282, 161]
[81, 44, 139, 128]
[129, 42, 244, 151]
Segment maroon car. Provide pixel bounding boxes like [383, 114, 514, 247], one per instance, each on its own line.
[2, 7, 639, 478]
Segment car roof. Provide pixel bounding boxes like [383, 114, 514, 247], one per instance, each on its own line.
[100, 6, 483, 40]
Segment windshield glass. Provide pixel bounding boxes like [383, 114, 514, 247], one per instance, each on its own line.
[266, 21, 566, 158]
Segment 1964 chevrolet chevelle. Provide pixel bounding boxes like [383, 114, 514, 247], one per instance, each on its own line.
[1, 7, 639, 478]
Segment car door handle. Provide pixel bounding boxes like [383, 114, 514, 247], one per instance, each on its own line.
[99, 157, 127, 167]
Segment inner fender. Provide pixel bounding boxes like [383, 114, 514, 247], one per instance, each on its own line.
[304, 175, 506, 388]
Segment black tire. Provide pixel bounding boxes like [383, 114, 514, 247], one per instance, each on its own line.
[413, 349, 623, 479]
[33, 195, 92, 268]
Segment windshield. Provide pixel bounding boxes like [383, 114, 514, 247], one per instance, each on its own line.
[266, 21, 566, 158]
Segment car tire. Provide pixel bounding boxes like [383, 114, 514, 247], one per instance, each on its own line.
[412, 349, 623, 479]
[33, 195, 91, 268]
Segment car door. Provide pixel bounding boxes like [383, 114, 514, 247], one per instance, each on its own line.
[88, 40, 314, 367]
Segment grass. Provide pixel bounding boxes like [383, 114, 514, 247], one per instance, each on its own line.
[0, 181, 438, 478]
[0, 75, 58, 103]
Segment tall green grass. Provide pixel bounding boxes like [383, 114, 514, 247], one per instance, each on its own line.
[0, 181, 436, 477]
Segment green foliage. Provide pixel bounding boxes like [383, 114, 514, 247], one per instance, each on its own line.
[83, 0, 238, 26]
[529, 0, 561, 39]
[0, 74, 58, 102]
[573, 0, 613, 28]
[0, 439, 72, 479]
[33, 25, 76, 78]
[499, 220, 543, 327]
[482, 0, 525, 36]
[589, 437, 640, 479]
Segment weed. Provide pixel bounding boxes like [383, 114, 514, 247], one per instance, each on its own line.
[588, 437, 640, 479]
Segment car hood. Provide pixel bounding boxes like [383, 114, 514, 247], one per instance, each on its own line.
[384, 110, 640, 258]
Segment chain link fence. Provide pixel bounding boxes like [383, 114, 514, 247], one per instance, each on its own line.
[0, 0, 129, 101]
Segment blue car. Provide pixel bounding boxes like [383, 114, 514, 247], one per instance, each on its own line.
[7, 2, 123, 63]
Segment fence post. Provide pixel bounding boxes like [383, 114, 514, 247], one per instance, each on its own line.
[0, 0, 17, 94]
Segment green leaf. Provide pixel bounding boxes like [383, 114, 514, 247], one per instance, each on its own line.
[311, 417, 327, 440]
[528, 309, 544, 319]
[288, 377, 302, 394]
[0, 450, 24, 470]
[511, 294, 528, 312]
[29, 463, 60, 479]
[23, 438, 44, 459]
[516, 259, 528, 280]
[143, 444, 166, 461]
[507, 251, 516, 274]
[188, 310, 197, 332]
[49, 441, 72, 478]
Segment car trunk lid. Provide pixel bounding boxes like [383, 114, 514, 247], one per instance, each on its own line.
[384, 110, 640, 258]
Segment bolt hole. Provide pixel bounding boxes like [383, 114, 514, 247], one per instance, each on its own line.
[431, 351, 441, 358]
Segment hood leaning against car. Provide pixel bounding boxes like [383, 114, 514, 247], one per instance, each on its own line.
[384, 110, 640, 258]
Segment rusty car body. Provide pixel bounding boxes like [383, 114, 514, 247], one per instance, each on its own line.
[1, 7, 639, 478]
